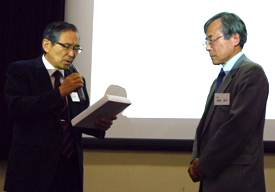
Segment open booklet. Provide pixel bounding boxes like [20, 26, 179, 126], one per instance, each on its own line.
[71, 94, 131, 129]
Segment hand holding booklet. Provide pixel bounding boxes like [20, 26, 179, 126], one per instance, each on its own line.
[71, 94, 131, 129]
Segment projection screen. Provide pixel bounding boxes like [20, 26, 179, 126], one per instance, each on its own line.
[82, 0, 274, 143]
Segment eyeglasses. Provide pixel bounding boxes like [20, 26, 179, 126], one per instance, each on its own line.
[202, 36, 223, 48]
[56, 42, 83, 54]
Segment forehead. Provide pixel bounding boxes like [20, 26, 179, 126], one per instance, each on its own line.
[59, 30, 79, 44]
[206, 19, 223, 39]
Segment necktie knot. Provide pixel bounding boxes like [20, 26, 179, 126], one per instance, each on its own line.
[216, 68, 225, 92]
[52, 70, 62, 88]
[52, 70, 62, 78]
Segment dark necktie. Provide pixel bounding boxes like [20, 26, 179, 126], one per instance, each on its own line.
[53, 71, 74, 158]
[216, 68, 225, 92]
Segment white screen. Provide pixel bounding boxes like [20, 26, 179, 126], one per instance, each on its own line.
[89, 0, 275, 140]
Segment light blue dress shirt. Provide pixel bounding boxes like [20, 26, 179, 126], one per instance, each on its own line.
[222, 51, 243, 77]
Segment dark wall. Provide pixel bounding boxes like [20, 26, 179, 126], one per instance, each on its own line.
[0, 0, 65, 160]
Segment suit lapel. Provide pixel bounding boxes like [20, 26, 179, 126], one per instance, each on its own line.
[218, 54, 247, 93]
[201, 54, 247, 135]
[33, 56, 53, 92]
[201, 86, 215, 135]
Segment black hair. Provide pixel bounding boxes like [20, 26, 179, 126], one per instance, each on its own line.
[42, 21, 78, 53]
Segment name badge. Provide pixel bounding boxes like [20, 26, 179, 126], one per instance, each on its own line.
[214, 93, 230, 105]
[70, 92, 80, 102]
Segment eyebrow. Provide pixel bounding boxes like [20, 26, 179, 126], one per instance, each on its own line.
[206, 35, 213, 40]
[63, 43, 80, 47]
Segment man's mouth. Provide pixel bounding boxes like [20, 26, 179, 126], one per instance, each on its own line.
[65, 60, 72, 65]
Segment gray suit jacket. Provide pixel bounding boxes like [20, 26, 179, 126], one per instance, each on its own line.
[192, 54, 268, 192]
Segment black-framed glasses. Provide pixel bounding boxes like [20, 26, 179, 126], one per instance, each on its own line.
[56, 42, 83, 54]
[202, 36, 223, 48]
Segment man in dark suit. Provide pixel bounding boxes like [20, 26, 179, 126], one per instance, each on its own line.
[4, 21, 116, 192]
[188, 12, 268, 191]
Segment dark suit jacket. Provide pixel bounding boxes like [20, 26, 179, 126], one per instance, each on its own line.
[192, 54, 268, 192]
[4, 56, 105, 192]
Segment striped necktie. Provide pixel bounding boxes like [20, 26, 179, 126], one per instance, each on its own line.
[53, 71, 74, 158]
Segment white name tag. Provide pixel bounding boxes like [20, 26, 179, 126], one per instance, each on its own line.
[70, 92, 80, 102]
[214, 93, 230, 105]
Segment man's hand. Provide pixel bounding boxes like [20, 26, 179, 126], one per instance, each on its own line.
[59, 73, 84, 97]
[95, 115, 117, 131]
[188, 158, 206, 182]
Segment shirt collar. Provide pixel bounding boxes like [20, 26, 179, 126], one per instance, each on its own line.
[42, 54, 65, 77]
[223, 51, 243, 75]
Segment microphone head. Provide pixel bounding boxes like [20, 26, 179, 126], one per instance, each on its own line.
[69, 64, 75, 69]
[69, 64, 78, 73]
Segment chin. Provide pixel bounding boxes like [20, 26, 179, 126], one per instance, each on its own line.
[211, 60, 222, 65]
[63, 65, 70, 69]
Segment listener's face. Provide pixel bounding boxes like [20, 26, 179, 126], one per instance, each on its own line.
[205, 19, 236, 66]
[43, 30, 80, 70]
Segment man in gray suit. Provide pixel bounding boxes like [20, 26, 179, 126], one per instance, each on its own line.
[188, 12, 268, 191]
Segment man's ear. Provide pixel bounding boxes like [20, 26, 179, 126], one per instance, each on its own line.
[42, 39, 51, 53]
[232, 33, 241, 47]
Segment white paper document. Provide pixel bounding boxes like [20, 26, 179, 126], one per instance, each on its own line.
[71, 94, 131, 129]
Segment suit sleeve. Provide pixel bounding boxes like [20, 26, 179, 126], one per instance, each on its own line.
[191, 82, 216, 162]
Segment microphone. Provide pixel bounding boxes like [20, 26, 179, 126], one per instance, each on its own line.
[69, 65, 86, 101]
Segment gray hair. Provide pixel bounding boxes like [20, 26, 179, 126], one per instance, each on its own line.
[204, 12, 247, 48]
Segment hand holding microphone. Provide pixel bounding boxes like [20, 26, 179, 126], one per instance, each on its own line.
[69, 65, 86, 101]
[58, 65, 86, 101]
